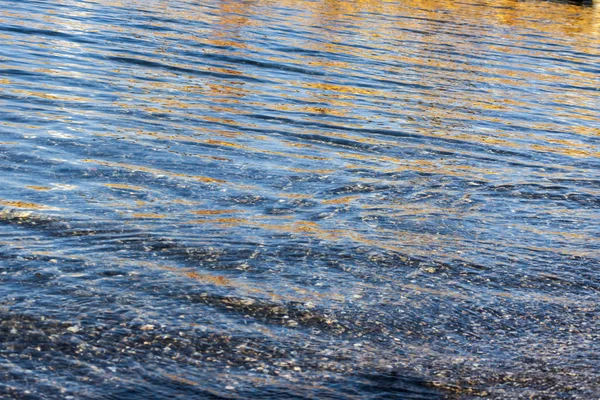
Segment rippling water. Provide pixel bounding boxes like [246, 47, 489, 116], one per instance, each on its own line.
[1, 0, 599, 398]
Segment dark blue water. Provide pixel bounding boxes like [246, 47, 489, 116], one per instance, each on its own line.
[1, 0, 599, 398]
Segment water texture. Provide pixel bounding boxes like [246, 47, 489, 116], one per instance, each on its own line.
[1, 0, 599, 398]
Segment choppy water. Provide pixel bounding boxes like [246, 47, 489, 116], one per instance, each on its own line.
[1, 0, 599, 398]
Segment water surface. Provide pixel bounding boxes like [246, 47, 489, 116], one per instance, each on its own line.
[1, 0, 599, 398]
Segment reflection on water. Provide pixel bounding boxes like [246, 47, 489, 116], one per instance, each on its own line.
[1, 0, 599, 398]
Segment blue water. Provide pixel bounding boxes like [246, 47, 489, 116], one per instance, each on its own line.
[1, 0, 599, 398]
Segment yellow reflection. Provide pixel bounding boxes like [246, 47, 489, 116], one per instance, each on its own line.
[104, 183, 147, 191]
[190, 209, 244, 215]
[130, 213, 166, 219]
[26, 186, 52, 191]
[0, 199, 57, 210]
[82, 159, 226, 184]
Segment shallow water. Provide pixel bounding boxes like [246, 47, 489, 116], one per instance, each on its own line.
[1, 0, 599, 398]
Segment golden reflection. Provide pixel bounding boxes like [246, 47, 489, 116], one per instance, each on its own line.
[322, 195, 360, 205]
[26, 186, 52, 191]
[246, 0, 599, 157]
[0, 199, 57, 210]
[134, 259, 338, 305]
[130, 213, 166, 219]
[191, 209, 245, 215]
[104, 183, 147, 191]
[82, 159, 226, 184]
[277, 192, 315, 199]
[3, 0, 595, 166]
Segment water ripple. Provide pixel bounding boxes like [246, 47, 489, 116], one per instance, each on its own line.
[1, 0, 599, 398]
